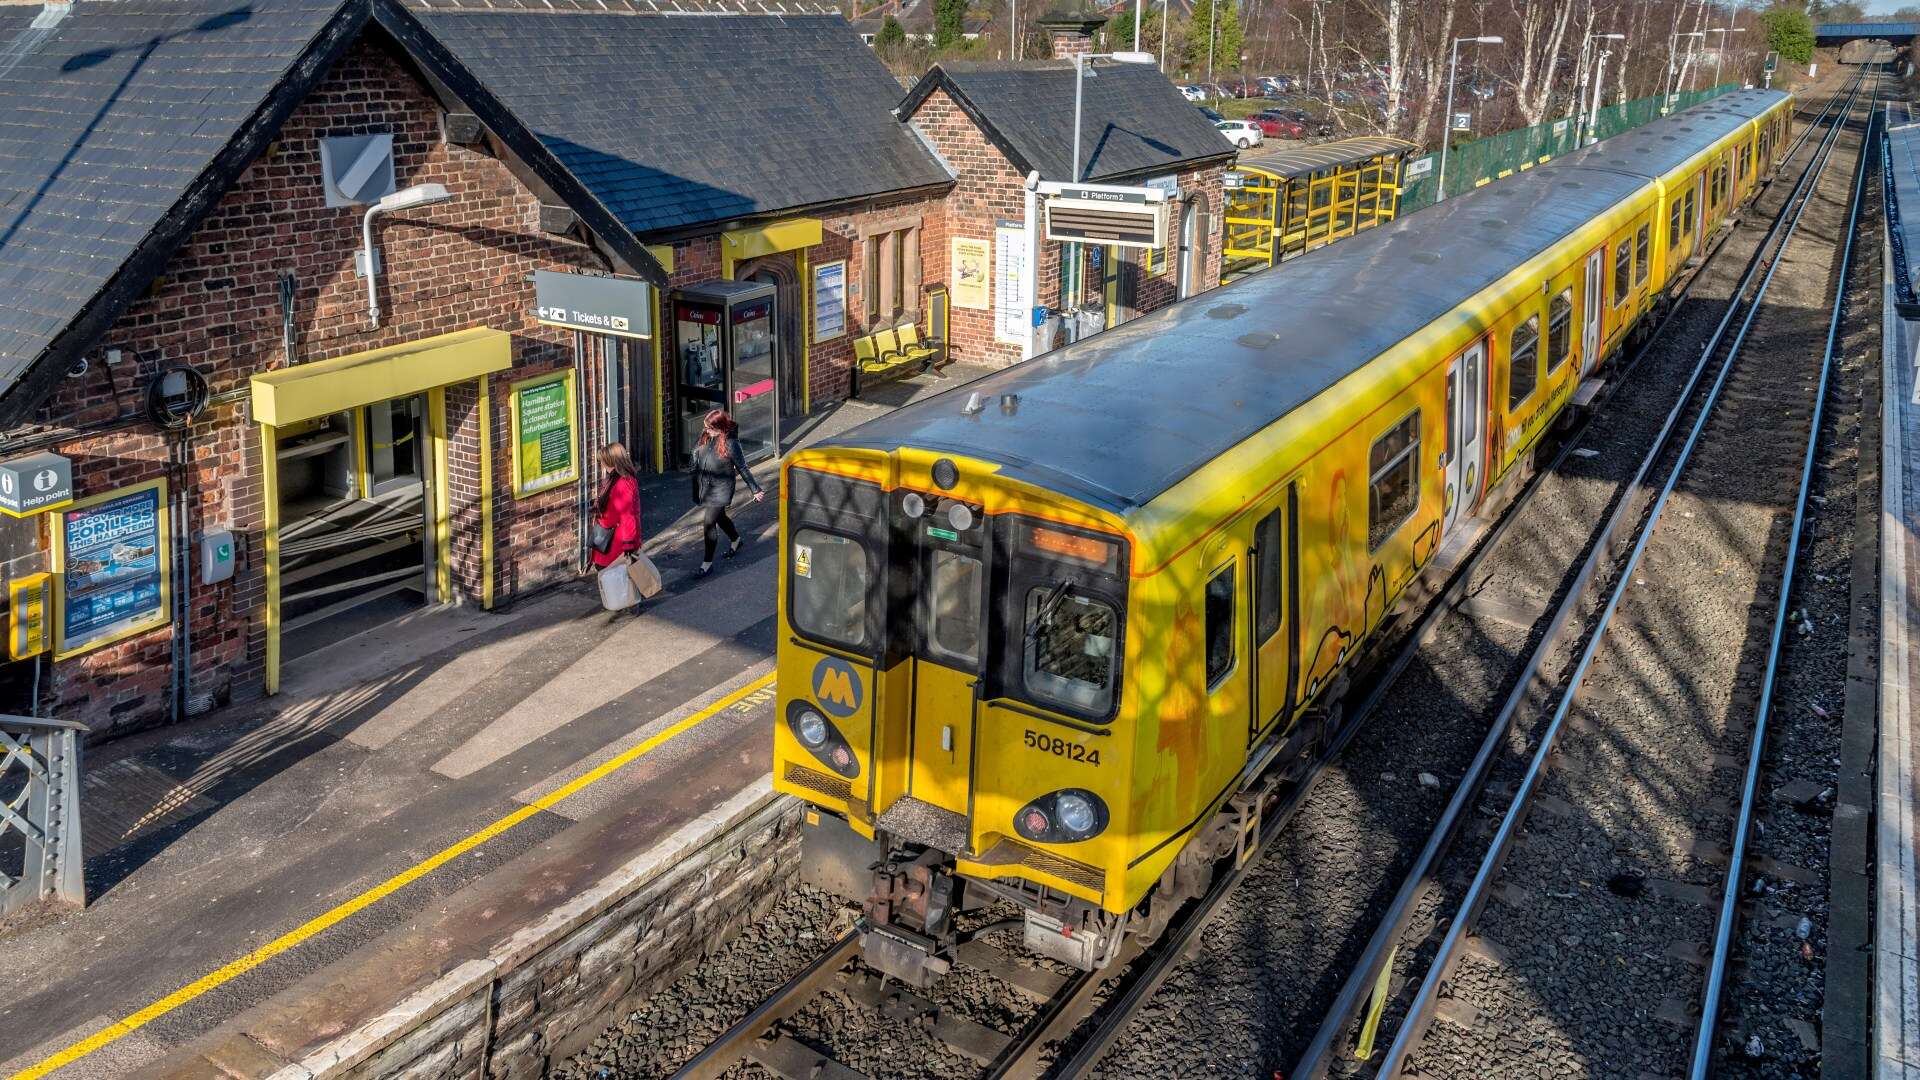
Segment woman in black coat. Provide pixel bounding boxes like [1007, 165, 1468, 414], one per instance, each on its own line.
[690, 409, 765, 576]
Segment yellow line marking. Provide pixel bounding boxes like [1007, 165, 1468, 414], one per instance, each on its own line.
[9, 670, 779, 1080]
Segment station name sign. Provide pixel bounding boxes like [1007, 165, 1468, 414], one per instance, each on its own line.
[534, 269, 653, 339]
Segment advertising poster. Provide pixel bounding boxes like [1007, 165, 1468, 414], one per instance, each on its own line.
[952, 237, 991, 310]
[812, 260, 847, 342]
[993, 224, 1027, 344]
[512, 371, 578, 498]
[58, 481, 168, 657]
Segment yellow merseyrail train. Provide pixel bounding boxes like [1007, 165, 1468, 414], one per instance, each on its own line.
[774, 88, 1795, 979]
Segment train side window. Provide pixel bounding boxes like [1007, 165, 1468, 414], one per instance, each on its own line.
[1507, 315, 1540, 409]
[1685, 189, 1697, 234]
[1024, 588, 1118, 714]
[1669, 199, 1684, 251]
[1548, 290, 1573, 372]
[1367, 410, 1420, 551]
[1255, 510, 1283, 643]
[1612, 241, 1631, 306]
[791, 528, 869, 650]
[1204, 565, 1235, 689]
[1635, 224, 1651, 284]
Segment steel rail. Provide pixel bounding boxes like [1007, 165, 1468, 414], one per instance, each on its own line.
[1054, 77, 1861, 1080]
[665, 925, 862, 1080]
[1372, 68, 1871, 1080]
[1689, 70, 1880, 1080]
[1288, 69, 1868, 1080]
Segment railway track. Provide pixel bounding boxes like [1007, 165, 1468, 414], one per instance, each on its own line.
[1285, 67, 1879, 1080]
[624, 74, 1868, 1080]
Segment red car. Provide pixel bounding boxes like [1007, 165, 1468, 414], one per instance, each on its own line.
[1249, 109, 1308, 139]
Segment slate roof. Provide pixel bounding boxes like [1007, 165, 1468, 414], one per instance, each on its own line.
[900, 60, 1232, 183]
[408, 10, 954, 237]
[828, 91, 1780, 514]
[0, 0, 359, 421]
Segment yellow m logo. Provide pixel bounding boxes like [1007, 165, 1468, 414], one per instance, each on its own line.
[816, 667, 857, 709]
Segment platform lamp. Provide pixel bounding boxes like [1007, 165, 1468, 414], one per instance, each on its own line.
[1706, 27, 1748, 90]
[1668, 30, 1707, 104]
[1437, 35, 1503, 203]
[1578, 33, 1627, 132]
[361, 182, 454, 328]
[1585, 36, 1627, 145]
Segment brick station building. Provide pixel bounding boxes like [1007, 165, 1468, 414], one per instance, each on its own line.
[0, 0, 1230, 739]
[900, 10, 1233, 365]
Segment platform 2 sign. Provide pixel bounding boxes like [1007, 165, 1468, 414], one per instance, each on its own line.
[511, 371, 579, 499]
[55, 480, 169, 658]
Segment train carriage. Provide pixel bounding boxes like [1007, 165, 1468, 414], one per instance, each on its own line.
[775, 89, 1794, 979]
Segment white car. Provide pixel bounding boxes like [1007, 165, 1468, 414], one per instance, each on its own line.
[1216, 119, 1263, 149]
[1178, 84, 1208, 102]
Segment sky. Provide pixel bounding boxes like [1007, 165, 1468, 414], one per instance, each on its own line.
[1859, 0, 1911, 16]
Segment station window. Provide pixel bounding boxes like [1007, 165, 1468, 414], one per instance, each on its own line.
[1204, 565, 1235, 689]
[861, 224, 922, 324]
[1367, 411, 1421, 552]
[1613, 240, 1632, 306]
[1025, 588, 1118, 714]
[791, 529, 869, 650]
[1548, 290, 1573, 372]
[1255, 509, 1283, 643]
[1635, 224, 1651, 285]
[1508, 315, 1540, 410]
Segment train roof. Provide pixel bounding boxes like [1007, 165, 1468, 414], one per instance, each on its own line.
[822, 91, 1789, 517]
[1544, 89, 1789, 179]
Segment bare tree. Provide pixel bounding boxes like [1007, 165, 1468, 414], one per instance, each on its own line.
[1503, 0, 1578, 126]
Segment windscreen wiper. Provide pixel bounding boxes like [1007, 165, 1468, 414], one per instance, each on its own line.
[1023, 581, 1072, 646]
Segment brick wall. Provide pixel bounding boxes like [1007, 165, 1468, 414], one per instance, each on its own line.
[33, 32, 609, 738]
[907, 87, 1228, 368]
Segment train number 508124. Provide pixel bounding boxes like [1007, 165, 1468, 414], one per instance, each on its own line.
[1023, 729, 1100, 765]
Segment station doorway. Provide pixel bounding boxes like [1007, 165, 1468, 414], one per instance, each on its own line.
[273, 395, 432, 657]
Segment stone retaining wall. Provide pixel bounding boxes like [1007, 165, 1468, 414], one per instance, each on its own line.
[266, 791, 802, 1080]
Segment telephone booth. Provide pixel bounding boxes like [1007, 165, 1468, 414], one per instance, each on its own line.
[672, 280, 779, 465]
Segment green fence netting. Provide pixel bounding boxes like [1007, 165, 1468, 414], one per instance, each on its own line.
[1396, 83, 1741, 212]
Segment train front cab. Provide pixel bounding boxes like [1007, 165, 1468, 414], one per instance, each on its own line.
[776, 450, 1143, 974]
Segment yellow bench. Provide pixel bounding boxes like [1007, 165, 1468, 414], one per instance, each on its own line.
[851, 322, 944, 396]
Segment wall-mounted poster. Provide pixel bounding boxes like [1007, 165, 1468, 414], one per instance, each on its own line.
[813, 259, 847, 342]
[952, 237, 991, 310]
[55, 479, 169, 658]
[994, 224, 1027, 344]
[511, 370, 579, 499]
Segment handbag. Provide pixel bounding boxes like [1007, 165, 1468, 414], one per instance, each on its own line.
[589, 519, 614, 554]
[626, 552, 663, 599]
[597, 560, 638, 610]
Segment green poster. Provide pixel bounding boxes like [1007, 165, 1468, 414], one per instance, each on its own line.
[514, 375, 575, 496]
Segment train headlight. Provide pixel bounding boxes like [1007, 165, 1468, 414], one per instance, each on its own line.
[795, 708, 829, 748]
[1014, 789, 1108, 844]
[1055, 793, 1097, 836]
[947, 502, 974, 532]
[902, 492, 926, 519]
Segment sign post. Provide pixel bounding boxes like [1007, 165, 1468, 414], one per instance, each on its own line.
[534, 270, 654, 339]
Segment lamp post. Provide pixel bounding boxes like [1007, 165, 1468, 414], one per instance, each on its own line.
[1669, 29, 1706, 100]
[1072, 51, 1157, 183]
[1575, 32, 1626, 125]
[1586, 47, 1615, 144]
[361, 183, 453, 328]
[1160, 0, 1169, 72]
[1706, 26, 1747, 89]
[1206, 0, 1217, 104]
[1437, 35, 1503, 203]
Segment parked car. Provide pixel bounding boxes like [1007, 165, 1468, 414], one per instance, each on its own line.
[1177, 83, 1208, 102]
[1259, 106, 1333, 137]
[1215, 119, 1263, 149]
[1248, 109, 1308, 139]
[1197, 105, 1226, 123]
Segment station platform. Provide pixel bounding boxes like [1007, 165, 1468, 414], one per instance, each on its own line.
[1878, 103, 1920, 1080]
[0, 368, 987, 1080]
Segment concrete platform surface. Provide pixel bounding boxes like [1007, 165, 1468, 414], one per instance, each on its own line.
[0, 367, 989, 1080]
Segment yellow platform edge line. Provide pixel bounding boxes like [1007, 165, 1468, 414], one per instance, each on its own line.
[9, 670, 780, 1080]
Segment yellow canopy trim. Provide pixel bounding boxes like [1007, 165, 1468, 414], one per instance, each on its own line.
[722, 218, 824, 263]
[250, 327, 512, 427]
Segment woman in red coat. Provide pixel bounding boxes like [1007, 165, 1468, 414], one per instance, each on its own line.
[592, 442, 643, 570]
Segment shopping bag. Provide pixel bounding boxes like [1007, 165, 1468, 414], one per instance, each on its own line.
[598, 560, 638, 610]
[626, 553, 663, 599]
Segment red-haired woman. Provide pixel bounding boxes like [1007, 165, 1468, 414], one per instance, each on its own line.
[689, 409, 764, 576]
[591, 442, 643, 572]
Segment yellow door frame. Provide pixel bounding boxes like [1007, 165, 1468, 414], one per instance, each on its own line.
[722, 217, 824, 421]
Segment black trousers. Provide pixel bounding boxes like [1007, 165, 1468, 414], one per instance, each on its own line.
[700, 505, 739, 562]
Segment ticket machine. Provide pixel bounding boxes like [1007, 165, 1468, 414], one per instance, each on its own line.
[672, 281, 779, 464]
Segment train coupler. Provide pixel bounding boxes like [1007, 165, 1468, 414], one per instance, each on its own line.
[862, 849, 958, 987]
[861, 920, 951, 988]
[1023, 909, 1122, 971]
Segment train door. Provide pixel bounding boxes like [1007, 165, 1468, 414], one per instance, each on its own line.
[1248, 486, 1300, 746]
[1582, 246, 1604, 375]
[1203, 537, 1251, 748]
[1441, 340, 1486, 535]
[907, 496, 988, 817]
